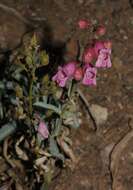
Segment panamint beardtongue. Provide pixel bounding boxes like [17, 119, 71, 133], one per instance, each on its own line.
[63, 62, 77, 77]
[52, 62, 77, 87]
[82, 64, 97, 86]
[95, 48, 112, 68]
[52, 67, 68, 87]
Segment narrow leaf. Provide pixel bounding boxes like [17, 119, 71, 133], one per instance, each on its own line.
[49, 137, 64, 161]
[34, 102, 61, 115]
[0, 122, 17, 142]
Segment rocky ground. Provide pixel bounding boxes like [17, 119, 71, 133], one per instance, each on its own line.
[0, 0, 133, 190]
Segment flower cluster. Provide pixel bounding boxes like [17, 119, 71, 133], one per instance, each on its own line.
[37, 22, 112, 139]
[52, 40, 112, 87]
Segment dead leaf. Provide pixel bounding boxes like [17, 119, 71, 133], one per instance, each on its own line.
[57, 137, 76, 163]
[15, 136, 29, 161]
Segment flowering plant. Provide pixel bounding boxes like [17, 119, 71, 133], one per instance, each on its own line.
[0, 20, 112, 189]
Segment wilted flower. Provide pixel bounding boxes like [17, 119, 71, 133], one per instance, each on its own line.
[96, 25, 106, 36]
[82, 64, 97, 86]
[74, 67, 83, 81]
[38, 121, 49, 139]
[82, 47, 96, 63]
[95, 48, 112, 68]
[52, 67, 68, 87]
[78, 19, 90, 29]
[63, 62, 76, 77]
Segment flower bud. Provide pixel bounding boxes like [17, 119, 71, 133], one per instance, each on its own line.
[82, 47, 96, 63]
[78, 19, 90, 29]
[74, 67, 83, 81]
[96, 25, 106, 36]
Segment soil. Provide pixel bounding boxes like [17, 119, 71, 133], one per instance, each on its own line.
[0, 0, 133, 190]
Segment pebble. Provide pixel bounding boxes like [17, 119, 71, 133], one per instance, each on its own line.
[90, 104, 108, 126]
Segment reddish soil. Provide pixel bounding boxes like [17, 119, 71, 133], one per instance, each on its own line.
[0, 0, 133, 190]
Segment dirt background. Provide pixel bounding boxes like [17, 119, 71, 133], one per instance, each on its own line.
[0, 0, 133, 190]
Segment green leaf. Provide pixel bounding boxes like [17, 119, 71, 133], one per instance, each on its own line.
[0, 81, 5, 90]
[0, 122, 17, 143]
[49, 137, 64, 161]
[33, 102, 61, 115]
[62, 111, 80, 129]
[39, 51, 49, 66]
[40, 183, 49, 190]
[52, 118, 62, 137]
[62, 110, 73, 118]
[0, 102, 3, 119]
[72, 115, 80, 128]
[26, 55, 33, 66]
[30, 33, 38, 47]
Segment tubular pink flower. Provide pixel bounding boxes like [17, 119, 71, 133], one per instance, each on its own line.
[95, 48, 112, 68]
[82, 47, 96, 63]
[38, 121, 49, 139]
[63, 62, 76, 77]
[52, 66, 68, 87]
[82, 64, 97, 86]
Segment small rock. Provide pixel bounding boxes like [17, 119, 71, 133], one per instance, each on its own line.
[123, 35, 128, 40]
[90, 104, 108, 125]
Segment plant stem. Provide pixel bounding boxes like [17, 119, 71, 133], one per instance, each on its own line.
[68, 79, 73, 98]
[77, 87, 97, 130]
[29, 78, 34, 116]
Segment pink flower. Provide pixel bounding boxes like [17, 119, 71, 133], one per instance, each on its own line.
[95, 48, 112, 68]
[94, 41, 104, 57]
[82, 47, 96, 63]
[96, 25, 106, 36]
[82, 64, 97, 86]
[78, 19, 90, 29]
[52, 62, 76, 87]
[38, 121, 49, 139]
[52, 67, 68, 87]
[63, 62, 76, 77]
